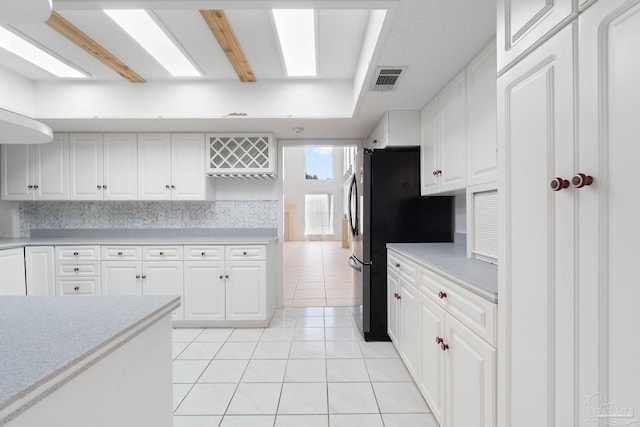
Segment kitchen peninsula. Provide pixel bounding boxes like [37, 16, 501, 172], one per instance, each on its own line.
[0, 295, 179, 427]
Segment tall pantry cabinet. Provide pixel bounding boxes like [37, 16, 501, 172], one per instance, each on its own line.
[497, 0, 640, 426]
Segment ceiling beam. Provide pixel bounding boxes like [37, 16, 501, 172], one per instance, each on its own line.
[200, 10, 256, 82]
[46, 11, 146, 83]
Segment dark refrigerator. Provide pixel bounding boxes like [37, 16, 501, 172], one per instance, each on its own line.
[348, 146, 453, 341]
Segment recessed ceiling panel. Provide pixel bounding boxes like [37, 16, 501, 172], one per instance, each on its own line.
[317, 10, 369, 79]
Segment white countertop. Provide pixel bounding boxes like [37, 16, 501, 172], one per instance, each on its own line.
[0, 296, 179, 425]
[386, 242, 497, 303]
[0, 228, 278, 250]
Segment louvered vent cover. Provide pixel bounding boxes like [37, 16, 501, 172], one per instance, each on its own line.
[370, 67, 407, 91]
[472, 189, 498, 264]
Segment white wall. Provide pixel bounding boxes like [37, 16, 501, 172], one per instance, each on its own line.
[0, 65, 36, 116]
[283, 146, 347, 241]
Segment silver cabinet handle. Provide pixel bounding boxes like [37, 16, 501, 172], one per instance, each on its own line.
[136, 275, 141, 279]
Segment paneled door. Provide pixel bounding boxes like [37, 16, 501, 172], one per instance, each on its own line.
[578, 0, 640, 423]
[497, 24, 576, 427]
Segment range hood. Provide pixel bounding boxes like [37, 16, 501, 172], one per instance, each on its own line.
[0, 108, 53, 144]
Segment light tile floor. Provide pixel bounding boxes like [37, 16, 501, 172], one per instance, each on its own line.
[284, 241, 360, 308]
[173, 307, 439, 427]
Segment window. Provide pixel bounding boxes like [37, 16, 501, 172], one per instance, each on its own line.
[305, 146, 333, 180]
[304, 194, 334, 236]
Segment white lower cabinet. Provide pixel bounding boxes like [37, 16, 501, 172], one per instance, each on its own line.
[184, 260, 226, 321]
[225, 260, 266, 322]
[0, 248, 26, 295]
[46, 242, 274, 325]
[418, 293, 446, 424]
[143, 261, 184, 320]
[102, 261, 143, 296]
[25, 246, 55, 295]
[388, 248, 496, 427]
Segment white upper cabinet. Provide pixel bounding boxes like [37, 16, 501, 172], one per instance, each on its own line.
[69, 133, 103, 200]
[1, 134, 69, 200]
[171, 133, 206, 200]
[138, 133, 205, 200]
[366, 111, 420, 149]
[70, 133, 138, 200]
[497, 0, 576, 72]
[420, 98, 440, 195]
[438, 71, 467, 192]
[420, 71, 468, 195]
[103, 133, 137, 200]
[138, 133, 172, 200]
[466, 40, 498, 186]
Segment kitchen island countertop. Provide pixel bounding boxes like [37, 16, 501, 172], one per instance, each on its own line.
[0, 295, 179, 425]
[386, 242, 497, 303]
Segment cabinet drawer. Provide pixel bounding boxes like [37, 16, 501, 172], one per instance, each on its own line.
[226, 245, 266, 261]
[184, 246, 225, 260]
[101, 246, 142, 260]
[142, 246, 183, 261]
[56, 261, 101, 277]
[55, 245, 100, 261]
[57, 277, 101, 295]
[388, 250, 417, 285]
[418, 266, 497, 346]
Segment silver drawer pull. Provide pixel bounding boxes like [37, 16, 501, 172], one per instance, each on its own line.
[73, 267, 80, 272]
[73, 252, 79, 256]
[73, 286, 80, 291]
[201, 252, 206, 256]
[117, 251, 123, 256]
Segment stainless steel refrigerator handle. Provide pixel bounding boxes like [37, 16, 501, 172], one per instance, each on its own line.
[348, 254, 362, 272]
[348, 174, 359, 236]
[350, 254, 372, 267]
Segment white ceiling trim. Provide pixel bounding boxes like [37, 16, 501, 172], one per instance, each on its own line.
[53, 1, 400, 11]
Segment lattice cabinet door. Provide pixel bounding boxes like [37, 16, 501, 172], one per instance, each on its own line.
[206, 133, 276, 175]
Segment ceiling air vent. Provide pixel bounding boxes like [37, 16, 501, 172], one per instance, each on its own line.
[370, 67, 407, 92]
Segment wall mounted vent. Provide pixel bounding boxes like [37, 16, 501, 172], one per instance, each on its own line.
[370, 67, 407, 92]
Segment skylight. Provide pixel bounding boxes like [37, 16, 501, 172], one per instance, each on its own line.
[104, 9, 200, 77]
[272, 9, 316, 77]
[0, 26, 86, 78]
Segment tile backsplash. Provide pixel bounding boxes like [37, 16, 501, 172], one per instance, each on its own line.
[19, 201, 278, 237]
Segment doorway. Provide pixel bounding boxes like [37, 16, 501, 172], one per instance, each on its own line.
[282, 144, 359, 308]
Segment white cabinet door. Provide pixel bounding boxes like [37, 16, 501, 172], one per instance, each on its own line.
[399, 279, 419, 378]
[1, 144, 33, 200]
[445, 314, 496, 427]
[138, 133, 172, 200]
[578, 0, 640, 422]
[171, 133, 205, 200]
[420, 98, 440, 196]
[143, 261, 184, 319]
[102, 261, 142, 295]
[418, 293, 446, 426]
[497, 0, 575, 71]
[0, 248, 26, 295]
[467, 41, 498, 186]
[103, 133, 137, 200]
[33, 133, 69, 200]
[439, 71, 467, 192]
[69, 133, 104, 200]
[387, 267, 400, 344]
[497, 24, 576, 427]
[25, 246, 55, 295]
[225, 260, 266, 321]
[184, 261, 226, 321]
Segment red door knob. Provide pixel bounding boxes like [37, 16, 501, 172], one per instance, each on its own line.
[435, 337, 444, 344]
[572, 173, 594, 188]
[438, 291, 447, 299]
[441, 342, 449, 351]
[550, 177, 570, 191]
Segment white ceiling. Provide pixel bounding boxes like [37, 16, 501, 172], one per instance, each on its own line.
[0, 0, 496, 141]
